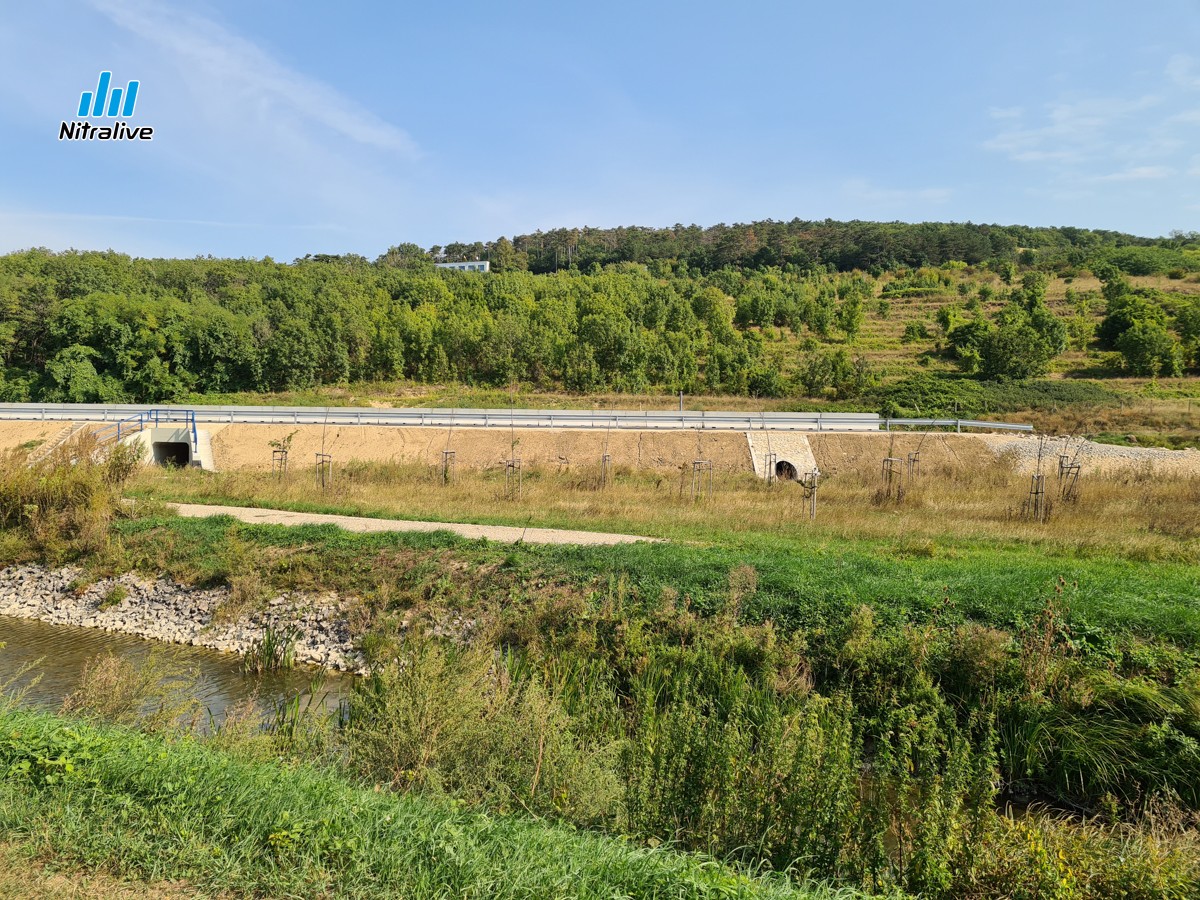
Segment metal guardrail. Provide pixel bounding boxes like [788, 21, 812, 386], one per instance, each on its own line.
[884, 418, 1033, 433]
[0, 404, 1032, 434]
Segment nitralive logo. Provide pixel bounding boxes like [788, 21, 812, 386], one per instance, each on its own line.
[59, 71, 153, 141]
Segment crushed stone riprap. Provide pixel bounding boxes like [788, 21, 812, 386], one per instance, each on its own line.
[0, 564, 367, 674]
[981, 433, 1200, 476]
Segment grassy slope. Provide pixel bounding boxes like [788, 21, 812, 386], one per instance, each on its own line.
[0, 707, 848, 900]
[105, 514, 1200, 645]
[124, 447, 1200, 643]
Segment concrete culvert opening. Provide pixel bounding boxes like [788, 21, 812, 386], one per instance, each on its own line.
[153, 442, 191, 467]
[775, 460, 798, 481]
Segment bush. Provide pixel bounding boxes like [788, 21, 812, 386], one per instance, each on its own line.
[963, 814, 1200, 900]
[0, 433, 140, 557]
[901, 321, 931, 344]
[59, 650, 202, 733]
[0, 706, 827, 900]
[979, 323, 1056, 381]
[346, 640, 620, 826]
[1116, 322, 1184, 377]
[872, 374, 1117, 417]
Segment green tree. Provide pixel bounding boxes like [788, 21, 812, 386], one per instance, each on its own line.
[946, 320, 992, 374]
[1116, 322, 1184, 376]
[43, 345, 108, 401]
[488, 237, 528, 274]
[375, 243, 431, 270]
[837, 291, 864, 343]
[979, 323, 1055, 381]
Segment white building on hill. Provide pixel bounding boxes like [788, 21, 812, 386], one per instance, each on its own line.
[435, 260, 490, 273]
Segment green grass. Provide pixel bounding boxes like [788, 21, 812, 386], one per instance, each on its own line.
[105, 514, 1200, 645]
[0, 707, 853, 900]
[1091, 431, 1200, 450]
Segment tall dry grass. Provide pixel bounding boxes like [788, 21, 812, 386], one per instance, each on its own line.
[0, 432, 141, 558]
[132, 453, 1200, 562]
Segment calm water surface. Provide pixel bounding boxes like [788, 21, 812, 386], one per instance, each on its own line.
[0, 614, 352, 719]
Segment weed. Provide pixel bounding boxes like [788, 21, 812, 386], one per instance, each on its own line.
[59, 650, 202, 733]
[0, 706, 835, 900]
[97, 582, 127, 610]
[241, 623, 300, 675]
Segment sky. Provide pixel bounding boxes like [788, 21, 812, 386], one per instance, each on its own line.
[1, 0, 1199, 260]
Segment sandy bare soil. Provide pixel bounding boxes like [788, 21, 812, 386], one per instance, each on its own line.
[208, 424, 753, 474]
[170, 502, 661, 546]
[0, 418, 1195, 480]
[808, 432, 1001, 477]
[0, 843, 203, 899]
[0, 421, 76, 453]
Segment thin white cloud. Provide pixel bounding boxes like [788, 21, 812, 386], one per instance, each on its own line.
[1093, 165, 1174, 182]
[988, 106, 1023, 120]
[86, 0, 418, 158]
[1167, 54, 1200, 91]
[1168, 110, 1200, 125]
[983, 95, 1160, 165]
[0, 203, 349, 258]
[843, 179, 951, 205]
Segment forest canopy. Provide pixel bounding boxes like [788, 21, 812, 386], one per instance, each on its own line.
[0, 219, 1197, 405]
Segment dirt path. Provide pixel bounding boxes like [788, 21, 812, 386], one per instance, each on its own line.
[0, 843, 204, 899]
[170, 503, 662, 546]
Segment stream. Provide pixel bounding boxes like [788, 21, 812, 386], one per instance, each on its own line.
[0, 613, 353, 721]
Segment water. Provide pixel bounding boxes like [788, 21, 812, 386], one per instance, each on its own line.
[0, 614, 353, 720]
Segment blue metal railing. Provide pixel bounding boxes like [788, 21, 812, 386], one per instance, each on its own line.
[93, 409, 198, 451]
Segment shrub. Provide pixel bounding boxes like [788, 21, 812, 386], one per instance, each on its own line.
[59, 650, 202, 733]
[901, 321, 931, 344]
[979, 323, 1056, 381]
[346, 640, 620, 826]
[0, 433, 140, 557]
[1116, 322, 1184, 377]
[622, 654, 860, 875]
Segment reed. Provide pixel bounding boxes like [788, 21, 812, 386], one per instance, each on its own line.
[241, 622, 300, 675]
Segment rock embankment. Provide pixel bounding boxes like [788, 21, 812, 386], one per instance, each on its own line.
[0, 565, 366, 674]
[985, 433, 1200, 476]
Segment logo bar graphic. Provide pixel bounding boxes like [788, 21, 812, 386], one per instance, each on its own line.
[78, 72, 139, 118]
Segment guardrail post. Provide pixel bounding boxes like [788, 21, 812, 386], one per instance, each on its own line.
[956, 419, 961, 433]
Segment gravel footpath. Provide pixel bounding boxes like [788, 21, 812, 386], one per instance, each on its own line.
[170, 503, 662, 546]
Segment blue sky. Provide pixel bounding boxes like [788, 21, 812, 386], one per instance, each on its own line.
[1, 0, 1199, 259]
